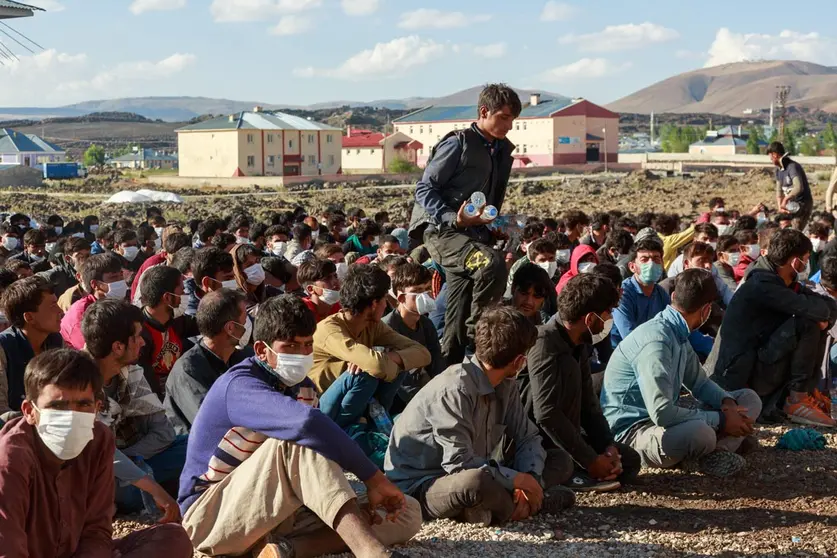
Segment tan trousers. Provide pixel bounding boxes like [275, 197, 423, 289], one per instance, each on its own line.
[182, 438, 422, 556]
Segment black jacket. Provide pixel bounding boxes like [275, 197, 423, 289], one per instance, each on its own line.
[518, 318, 614, 468]
[706, 256, 837, 390]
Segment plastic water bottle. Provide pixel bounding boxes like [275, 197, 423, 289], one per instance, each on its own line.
[481, 205, 498, 221]
[470, 191, 486, 209]
[463, 203, 480, 218]
[786, 201, 800, 213]
[368, 398, 393, 436]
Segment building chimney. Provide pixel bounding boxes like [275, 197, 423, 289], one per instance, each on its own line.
[253, 106, 262, 113]
[347, 125, 351, 138]
[228, 114, 235, 122]
[530, 93, 541, 106]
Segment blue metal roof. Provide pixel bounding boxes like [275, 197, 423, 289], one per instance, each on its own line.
[395, 99, 575, 124]
[691, 136, 748, 147]
[0, 128, 63, 154]
[178, 111, 340, 132]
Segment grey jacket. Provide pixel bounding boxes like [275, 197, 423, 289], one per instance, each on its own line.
[384, 356, 545, 495]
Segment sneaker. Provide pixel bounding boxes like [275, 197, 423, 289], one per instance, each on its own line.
[784, 395, 837, 428]
[252, 533, 295, 558]
[736, 435, 760, 456]
[461, 505, 492, 527]
[388, 552, 409, 558]
[697, 450, 746, 478]
[541, 485, 576, 515]
[811, 390, 832, 415]
[564, 471, 621, 493]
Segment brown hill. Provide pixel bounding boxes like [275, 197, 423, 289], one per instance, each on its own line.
[608, 60, 837, 115]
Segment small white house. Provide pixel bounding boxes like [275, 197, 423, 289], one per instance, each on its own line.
[0, 128, 66, 167]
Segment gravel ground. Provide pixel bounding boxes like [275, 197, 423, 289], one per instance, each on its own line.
[114, 424, 837, 558]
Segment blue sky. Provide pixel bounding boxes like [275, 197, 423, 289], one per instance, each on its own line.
[2, 0, 837, 107]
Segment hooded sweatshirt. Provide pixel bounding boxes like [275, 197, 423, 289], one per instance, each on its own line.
[555, 244, 599, 295]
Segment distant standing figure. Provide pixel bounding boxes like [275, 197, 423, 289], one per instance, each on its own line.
[769, 141, 813, 231]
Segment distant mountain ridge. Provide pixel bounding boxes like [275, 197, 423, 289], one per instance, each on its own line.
[609, 60, 837, 116]
[0, 87, 567, 123]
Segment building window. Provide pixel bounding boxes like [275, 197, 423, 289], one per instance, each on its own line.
[247, 134, 254, 144]
[247, 155, 255, 167]
[523, 145, 527, 154]
[308, 155, 315, 164]
[515, 124, 519, 130]
[346, 149, 350, 155]
[308, 134, 314, 144]
[267, 134, 273, 143]
[409, 126, 413, 134]
[267, 155, 275, 167]
[523, 122, 527, 130]
[419, 126, 424, 134]
[328, 155, 335, 165]
[429, 125, 433, 133]
[326, 134, 333, 143]
[289, 139, 294, 148]
[356, 149, 361, 154]
[369, 149, 374, 154]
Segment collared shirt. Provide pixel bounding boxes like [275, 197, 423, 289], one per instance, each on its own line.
[0, 418, 115, 558]
[384, 356, 545, 495]
[611, 276, 670, 348]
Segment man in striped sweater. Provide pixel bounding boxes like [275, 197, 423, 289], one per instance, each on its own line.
[178, 295, 420, 558]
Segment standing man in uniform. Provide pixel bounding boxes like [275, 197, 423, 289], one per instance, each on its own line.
[769, 141, 813, 231]
[408, 83, 521, 365]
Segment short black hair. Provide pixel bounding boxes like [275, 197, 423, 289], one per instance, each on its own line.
[694, 223, 719, 241]
[171, 247, 194, 274]
[82, 299, 144, 359]
[717, 235, 739, 253]
[766, 141, 786, 156]
[198, 219, 224, 242]
[211, 232, 236, 251]
[340, 264, 390, 315]
[25, 349, 102, 402]
[615, 216, 638, 231]
[253, 294, 317, 344]
[261, 256, 294, 283]
[542, 218, 558, 230]
[146, 206, 163, 219]
[164, 232, 191, 254]
[80, 253, 123, 292]
[522, 223, 544, 242]
[475, 306, 536, 368]
[735, 229, 758, 246]
[683, 241, 715, 261]
[563, 210, 589, 229]
[292, 223, 312, 243]
[820, 256, 837, 291]
[604, 229, 633, 255]
[140, 265, 182, 307]
[23, 229, 45, 246]
[63, 237, 91, 257]
[265, 225, 291, 239]
[229, 214, 250, 232]
[809, 222, 829, 239]
[113, 229, 137, 246]
[0, 275, 52, 328]
[528, 238, 556, 258]
[378, 234, 400, 247]
[95, 224, 111, 241]
[545, 231, 571, 250]
[136, 224, 156, 244]
[392, 262, 432, 295]
[767, 228, 812, 267]
[672, 268, 718, 313]
[197, 288, 247, 338]
[477, 83, 522, 118]
[629, 237, 664, 262]
[192, 247, 234, 286]
[558, 273, 620, 323]
[654, 213, 679, 236]
[297, 258, 337, 286]
[46, 214, 63, 226]
[708, 197, 725, 209]
[590, 212, 610, 231]
[734, 215, 757, 232]
[511, 263, 552, 298]
[250, 222, 268, 243]
[592, 262, 623, 288]
[0, 268, 18, 290]
[328, 214, 345, 229]
[355, 220, 381, 241]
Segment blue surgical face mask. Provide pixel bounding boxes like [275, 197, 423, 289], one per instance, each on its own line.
[637, 261, 663, 285]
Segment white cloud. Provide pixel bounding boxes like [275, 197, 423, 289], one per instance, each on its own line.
[704, 28, 837, 67]
[30, 0, 65, 12]
[559, 22, 679, 52]
[473, 42, 507, 59]
[210, 0, 322, 22]
[539, 57, 631, 81]
[341, 0, 379, 16]
[398, 9, 490, 30]
[130, 0, 187, 15]
[294, 36, 446, 80]
[540, 1, 576, 22]
[270, 14, 311, 35]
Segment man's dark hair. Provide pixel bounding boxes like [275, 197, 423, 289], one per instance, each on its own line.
[292, 223, 312, 243]
[136, 224, 155, 245]
[146, 206, 163, 219]
[558, 274, 620, 323]
[653, 213, 680, 236]
[767, 228, 812, 267]
[563, 210, 589, 230]
[378, 234, 400, 247]
[544, 231, 571, 250]
[766, 141, 786, 156]
[477, 83, 522, 118]
[250, 222, 268, 243]
[262, 256, 295, 284]
[347, 207, 365, 220]
[392, 262, 432, 295]
[0, 268, 18, 290]
[373, 211, 389, 225]
[615, 216, 638, 232]
[717, 235, 739, 253]
[694, 223, 719, 241]
[590, 212, 610, 231]
[0, 222, 18, 236]
[23, 229, 45, 247]
[170, 246, 194, 274]
[5, 260, 31, 274]
[475, 306, 536, 368]
[197, 288, 247, 338]
[376, 254, 409, 272]
[809, 222, 829, 240]
[820, 256, 837, 291]
[735, 229, 758, 246]
[708, 197, 725, 209]
[297, 258, 337, 286]
[528, 238, 556, 258]
[672, 268, 718, 313]
[113, 229, 137, 246]
[355, 220, 381, 241]
[522, 223, 543, 242]
[734, 215, 757, 232]
[211, 232, 236, 251]
[683, 241, 715, 261]
[340, 264, 390, 314]
[46, 214, 63, 227]
[629, 237, 664, 262]
[328, 214, 346, 229]
[253, 294, 316, 344]
[315, 243, 344, 260]
[511, 263, 552, 298]
[604, 229, 633, 255]
[228, 214, 250, 233]
[0, 275, 52, 328]
[592, 262, 623, 289]
[265, 225, 291, 239]
[140, 265, 182, 307]
[192, 247, 234, 286]
[198, 219, 224, 242]
[114, 218, 134, 231]
[759, 223, 780, 249]
[82, 299, 144, 359]
[232, 244, 262, 266]
[80, 253, 123, 293]
[542, 217, 558, 231]
[164, 232, 191, 255]
[95, 224, 111, 241]
[24, 349, 102, 402]
[188, 219, 202, 235]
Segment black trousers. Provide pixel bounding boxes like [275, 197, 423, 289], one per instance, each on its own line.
[425, 226, 507, 366]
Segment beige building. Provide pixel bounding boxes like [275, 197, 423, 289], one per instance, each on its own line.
[393, 95, 619, 168]
[341, 127, 422, 173]
[176, 108, 341, 178]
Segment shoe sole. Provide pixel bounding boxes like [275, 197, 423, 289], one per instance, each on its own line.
[568, 480, 621, 493]
[255, 544, 284, 558]
[788, 414, 836, 428]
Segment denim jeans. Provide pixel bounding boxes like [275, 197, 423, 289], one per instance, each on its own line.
[319, 371, 405, 429]
[115, 434, 189, 513]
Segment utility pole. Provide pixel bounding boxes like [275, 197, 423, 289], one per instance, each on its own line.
[650, 111, 655, 144]
[603, 127, 608, 173]
[776, 85, 791, 141]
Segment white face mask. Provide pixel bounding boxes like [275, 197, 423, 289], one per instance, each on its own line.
[244, 263, 266, 286]
[221, 278, 241, 291]
[588, 313, 614, 345]
[536, 260, 557, 277]
[105, 279, 128, 300]
[319, 287, 341, 306]
[555, 249, 571, 264]
[271, 241, 288, 257]
[153, 238, 162, 251]
[310, 230, 320, 243]
[237, 316, 253, 349]
[404, 291, 436, 315]
[794, 259, 810, 282]
[708, 242, 717, 251]
[45, 242, 56, 254]
[236, 236, 251, 245]
[746, 244, 760, 260]
[154, 226, 164, 239]
[716, 224, 731, 236]
[2, 236, 18, 251]
[726, 252, 741, 267]
[33, 404, 95, 461]
[578, 262, 596, 274]
[89, 224, 99, 234]
[30, 253, 44, 263]
[335, 262, 349, 280]
[122, 246, 140, 261]
[54, 226, 63, 235]
[169, 292, 189, 318]
[266, 346, 314, 386]
[811, 238, 824, 253]
[71, 232, 85, 239]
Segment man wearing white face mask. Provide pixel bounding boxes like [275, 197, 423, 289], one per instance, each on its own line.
[298, 258, 343, 322]
[0, 348, 194, 558]
[179, 295, 420, 558]
[113, 229, 143, 285]
[8, 228, 50, 273]
[265, 224, 291, 258]
[522, 274, 641, 493]
[138, 266, 200, 396]
[383, 263, 445, 411]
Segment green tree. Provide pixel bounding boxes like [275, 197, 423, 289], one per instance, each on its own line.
[784, 130, 798, 155]
[388, 158, 421, 174]
[799, 135, 822, 157]
[787, 119, 808, 137]
[746, 126, 762, 154]
[823, 122, 837, 163]
[84, 144, 105, 166]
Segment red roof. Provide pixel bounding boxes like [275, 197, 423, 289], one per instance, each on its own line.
[343, 132, 385, 148]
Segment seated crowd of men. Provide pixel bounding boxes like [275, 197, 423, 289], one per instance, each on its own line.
[0, 84, 835, 558]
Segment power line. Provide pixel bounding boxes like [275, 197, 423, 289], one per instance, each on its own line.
[0, 25, 35, 54]
[0, 21, 44, 51]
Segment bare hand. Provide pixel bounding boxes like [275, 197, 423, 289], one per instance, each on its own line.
[150, 485, 181, 524]
[722, 407, 755, 437]
[455, 199, 485, 229]
[510, 489, 532, 521]
[347, 363, 363, 375]
[513, 473, 543, 514]
[364, 471, 406, 524]
[588, 454, 619, 481]
[386, 350, 404, 368]
[819, 321, 830, 331]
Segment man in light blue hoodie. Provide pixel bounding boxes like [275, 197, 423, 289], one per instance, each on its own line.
[601, 269, 761, 478]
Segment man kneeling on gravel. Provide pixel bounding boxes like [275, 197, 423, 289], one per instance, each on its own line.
[385, 306, 576, 527]
[601, 269, 762, 478]
[178, 295, 420, 558]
